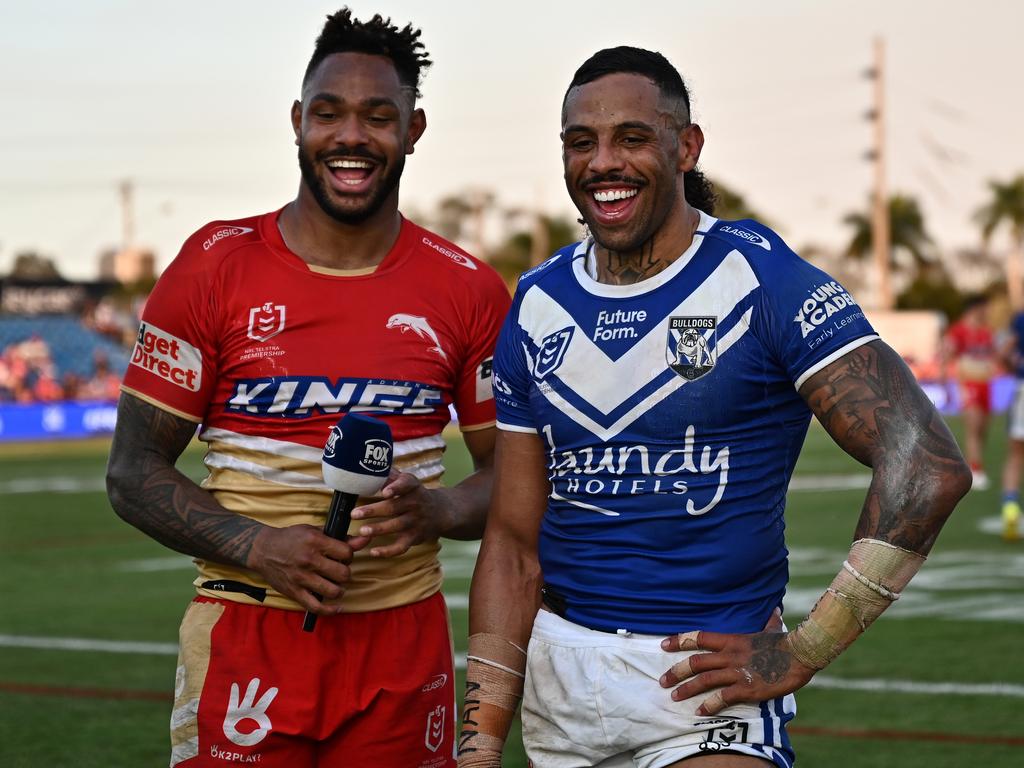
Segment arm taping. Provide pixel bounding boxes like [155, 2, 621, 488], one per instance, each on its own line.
[458, 633, 527, 766]
[787, 538, 926, 670]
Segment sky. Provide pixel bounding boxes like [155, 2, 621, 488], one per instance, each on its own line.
[1, 0, 1022, 279]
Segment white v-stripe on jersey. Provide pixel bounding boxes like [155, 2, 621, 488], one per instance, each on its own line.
[493, 210, 878, 634]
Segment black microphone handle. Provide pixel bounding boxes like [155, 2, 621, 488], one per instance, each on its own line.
[302, 490, 360, 632]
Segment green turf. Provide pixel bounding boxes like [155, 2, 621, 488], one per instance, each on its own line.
[1, 417, 1021, 767]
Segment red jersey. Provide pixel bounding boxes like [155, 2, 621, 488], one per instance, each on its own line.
[946, 319, 995, 382]
[122, 210, 510, 611]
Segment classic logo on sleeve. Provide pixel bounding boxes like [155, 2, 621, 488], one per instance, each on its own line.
[131, 323, 202, 391]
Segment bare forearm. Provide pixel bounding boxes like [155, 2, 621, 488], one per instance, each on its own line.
[106, 394, 265, 567]
[468, 532, 543, 642]
[436, 467, 494, 540]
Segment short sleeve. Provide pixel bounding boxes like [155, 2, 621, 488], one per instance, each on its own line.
[751, 246, 878, 390]
[120, 235, 220, 421]
[450, 270, 512, 431]
[492, 287, 537, 433]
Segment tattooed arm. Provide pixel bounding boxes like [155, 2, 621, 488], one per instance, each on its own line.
[659, 340, 971, 713]
[106, 392, 363, 615]
[802, 340, 971, 552]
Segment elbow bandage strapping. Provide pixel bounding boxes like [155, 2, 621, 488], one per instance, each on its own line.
[787, 538, 926, 671]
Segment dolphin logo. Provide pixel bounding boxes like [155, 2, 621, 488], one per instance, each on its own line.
[386, 313, 448, 360]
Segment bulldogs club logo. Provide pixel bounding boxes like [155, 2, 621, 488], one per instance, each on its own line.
[667, 317, 717, 380]
[247, 302, 286, 343]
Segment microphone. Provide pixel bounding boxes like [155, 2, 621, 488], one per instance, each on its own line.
[302, 412, 393, 632]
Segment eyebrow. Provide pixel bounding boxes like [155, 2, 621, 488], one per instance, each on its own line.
[562, 120, 658, 135]
[307, 93, 402, 110]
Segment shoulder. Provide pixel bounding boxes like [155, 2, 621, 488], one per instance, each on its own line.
[405, 220, 507, 295]
[515, 241, 582, 295]
[172, 213, 268, 273]
[701, 217, 797, 262]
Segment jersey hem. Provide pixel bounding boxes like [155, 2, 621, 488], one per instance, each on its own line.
[459, 419, 496, 433]
[120, 386, 203, 423]
[793, 335, 879, 390]
[496, 420, 537, 434]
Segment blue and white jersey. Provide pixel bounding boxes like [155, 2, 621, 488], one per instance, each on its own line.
[493, 210, 878, 635]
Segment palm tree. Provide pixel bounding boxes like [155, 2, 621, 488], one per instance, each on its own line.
[975, 174, 1024, 310]
[843, 194, 935, 308]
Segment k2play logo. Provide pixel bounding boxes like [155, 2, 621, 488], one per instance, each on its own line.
[223, 678, 278, 747]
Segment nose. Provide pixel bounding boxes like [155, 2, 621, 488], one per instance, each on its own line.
[587, 138, 624, 176]
[331, 114, 369, 148]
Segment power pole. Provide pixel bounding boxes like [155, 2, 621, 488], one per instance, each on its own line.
[119, 178, 136, 251]
[867, 38, 893, 310]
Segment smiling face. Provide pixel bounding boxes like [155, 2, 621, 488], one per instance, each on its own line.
[561, 72, 700, 253]
[292, 52, 425, 225]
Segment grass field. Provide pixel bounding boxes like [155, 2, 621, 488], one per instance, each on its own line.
[0, 417, 1022, 767]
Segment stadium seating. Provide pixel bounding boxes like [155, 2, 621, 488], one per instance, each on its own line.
[0, 315, 129, 377]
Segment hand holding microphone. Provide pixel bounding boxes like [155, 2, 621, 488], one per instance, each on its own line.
[302, 412, 393, 632]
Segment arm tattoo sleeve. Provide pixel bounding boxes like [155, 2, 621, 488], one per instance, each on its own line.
[800, 340, 971, 554]
[106, 394, 263, 566]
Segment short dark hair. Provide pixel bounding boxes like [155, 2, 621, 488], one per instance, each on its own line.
[303, 7, 432, 98]
[566, 46, 691, 120]
[564, 46, 717, 215]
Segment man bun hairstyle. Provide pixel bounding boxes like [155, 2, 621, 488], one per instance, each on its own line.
[304, 7, 433, 97]
[565, 46, 717, 215]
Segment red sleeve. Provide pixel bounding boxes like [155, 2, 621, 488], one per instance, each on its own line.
[451, 269, 512, 431]
[120, 229, 222, 422]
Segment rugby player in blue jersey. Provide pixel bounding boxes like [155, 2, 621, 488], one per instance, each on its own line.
[457, 47, 971, 768]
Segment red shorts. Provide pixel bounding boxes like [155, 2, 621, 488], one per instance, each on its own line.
[959, 381, 991, 413]
[170, 592, 455, 767]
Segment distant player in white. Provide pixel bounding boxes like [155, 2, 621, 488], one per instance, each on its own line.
[457, 47, 971, 768]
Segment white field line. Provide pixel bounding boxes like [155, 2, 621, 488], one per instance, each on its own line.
[0, 634, 178, 655]
[0, 474, 873, 497]
[0, 477, 106, 494]
[1, 633, 1021, 699]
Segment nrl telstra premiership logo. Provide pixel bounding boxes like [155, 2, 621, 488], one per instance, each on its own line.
[247, 302, 286, 343]
[533, 327, 574, 382]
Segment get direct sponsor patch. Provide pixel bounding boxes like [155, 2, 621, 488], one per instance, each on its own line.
[130, 323, 202, 391]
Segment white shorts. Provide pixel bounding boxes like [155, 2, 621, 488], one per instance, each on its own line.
[522, 609, 795, 768]
[1009, 381, 1024, 440]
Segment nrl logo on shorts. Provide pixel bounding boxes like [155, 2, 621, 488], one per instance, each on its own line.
[667, 316, 716, 380]
[533, 327, 574, 382]
[247, 302, 286, 342]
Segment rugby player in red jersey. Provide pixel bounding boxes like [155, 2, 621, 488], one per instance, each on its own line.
[106, 8, 509, 766]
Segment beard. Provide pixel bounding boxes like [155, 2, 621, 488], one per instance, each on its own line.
[297, 142, 405, 225]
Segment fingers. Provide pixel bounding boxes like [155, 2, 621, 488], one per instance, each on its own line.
[378, 470, 421, 498]
[661, 629, 728, 653]
[668, 669, 736, 704]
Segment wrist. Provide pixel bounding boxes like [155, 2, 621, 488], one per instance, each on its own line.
[787, 538, 926, 671]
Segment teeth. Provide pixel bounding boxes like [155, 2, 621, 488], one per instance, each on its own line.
[593, 189, 638, 202]
[327, 159, 372, 169]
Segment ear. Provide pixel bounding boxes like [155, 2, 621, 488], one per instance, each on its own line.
[405, 107, 427, 154]
[291, 100, 302, 146]
[677, 123, 704, 173]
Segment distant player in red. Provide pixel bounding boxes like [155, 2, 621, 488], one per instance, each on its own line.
[106, 9, 509, 766]
[943, 294, 996, 489]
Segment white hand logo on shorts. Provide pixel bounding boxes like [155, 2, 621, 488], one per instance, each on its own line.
[223, 678, 279, 747]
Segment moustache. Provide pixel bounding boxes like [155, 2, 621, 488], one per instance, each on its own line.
[581, 173, 646, 190]
[316, 147, 386, 164]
